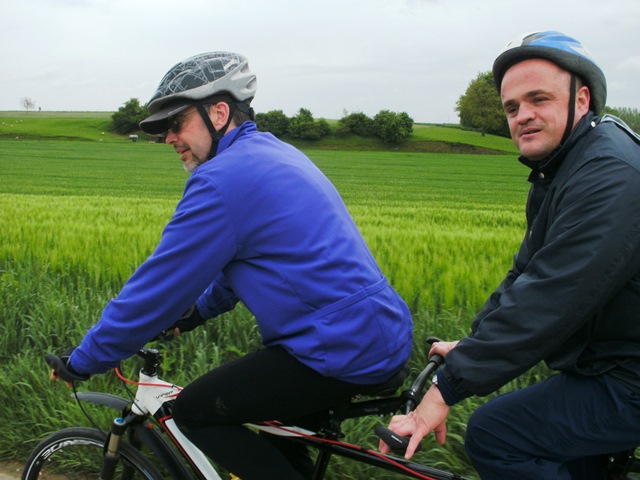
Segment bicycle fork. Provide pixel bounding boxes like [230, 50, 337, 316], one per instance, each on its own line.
[100, 414, 138, 480]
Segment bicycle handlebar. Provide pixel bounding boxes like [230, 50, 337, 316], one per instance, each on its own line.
[402, 351, 444, 414]
[376, 337, 446, 455]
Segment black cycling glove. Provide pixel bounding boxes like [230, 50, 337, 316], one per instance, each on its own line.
[45, 347, 91, 382]
[173, 304, 206, 334]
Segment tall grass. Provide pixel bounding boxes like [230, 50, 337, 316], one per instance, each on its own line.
[0, 137, 539, 479]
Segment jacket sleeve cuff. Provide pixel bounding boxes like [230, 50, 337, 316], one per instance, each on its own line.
[434, 368, 469, 406]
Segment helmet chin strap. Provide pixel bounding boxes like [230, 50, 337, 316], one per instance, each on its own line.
[196, 102, 236, 160]
[560, 74, 577, 147]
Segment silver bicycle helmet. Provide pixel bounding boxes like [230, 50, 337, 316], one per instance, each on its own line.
[492, 31, 606, 115]
[140, 51, 257, 135]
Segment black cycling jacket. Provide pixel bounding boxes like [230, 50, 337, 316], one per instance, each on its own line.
[438, 112, 640, 405]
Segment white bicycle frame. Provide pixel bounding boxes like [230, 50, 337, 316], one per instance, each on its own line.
[130, 371, 223, 480]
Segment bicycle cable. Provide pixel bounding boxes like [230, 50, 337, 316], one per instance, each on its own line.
[112, 366, 181, 426]
[114, 367, 182, 394]
[70, 377, 111, 435]
[115, 367, 139, 404]
[68, 363, 179, 434]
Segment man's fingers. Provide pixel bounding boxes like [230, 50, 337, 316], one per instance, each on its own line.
[429, 340, 460, 359]
[379, 439, 390, 454]
[434, 422, 447, 445]
[50, 369, 72, 388]
[404, 435, 422, 459]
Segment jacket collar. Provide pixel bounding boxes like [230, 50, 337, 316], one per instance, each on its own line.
[215, 121, 257, 156]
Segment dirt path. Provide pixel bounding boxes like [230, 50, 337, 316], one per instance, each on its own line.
[0, 462, 21, 479]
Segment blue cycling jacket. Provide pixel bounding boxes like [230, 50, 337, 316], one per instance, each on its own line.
[70, 122, 412, 384]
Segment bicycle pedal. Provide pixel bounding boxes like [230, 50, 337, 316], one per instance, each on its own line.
[375, 425, 422, 455]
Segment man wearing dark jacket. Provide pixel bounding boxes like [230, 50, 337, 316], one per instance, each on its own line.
[382, 31, 640, 479]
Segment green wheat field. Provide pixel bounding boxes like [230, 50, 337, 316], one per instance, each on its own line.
[0, 114, 550, 479]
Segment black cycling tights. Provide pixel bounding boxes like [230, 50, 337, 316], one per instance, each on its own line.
[172, 346, 384, 479]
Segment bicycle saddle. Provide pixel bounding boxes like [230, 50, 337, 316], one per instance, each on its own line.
[367, 364, 411, 397]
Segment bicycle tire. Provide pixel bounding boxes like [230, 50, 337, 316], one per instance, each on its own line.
[22, 427, 166, 480]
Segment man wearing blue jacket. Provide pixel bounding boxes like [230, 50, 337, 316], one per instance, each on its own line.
[382, 32, 640, 479]
[64, 52, 412, 479]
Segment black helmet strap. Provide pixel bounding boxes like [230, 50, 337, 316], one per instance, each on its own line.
[196, 101, 237, 160]
[560, 74, 577, 146]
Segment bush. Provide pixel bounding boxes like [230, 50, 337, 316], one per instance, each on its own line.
[288, 108, 331, 140]
[338, 112, 375, 137]
[372, 110, 414, 144]
[255, 110, 290, 137]
[111, 98, 148, 135]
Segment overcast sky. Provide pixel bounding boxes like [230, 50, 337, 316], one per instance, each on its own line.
[3, 0, 639, 123]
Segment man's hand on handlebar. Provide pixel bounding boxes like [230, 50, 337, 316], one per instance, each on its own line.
[172, 304, 205, 334]
[379, 385, 450, 459]
[152, 304, 206, 341]
[46, 348, 90, 385]
[429, 340, 459, 359]
[378, 336, 456, 459]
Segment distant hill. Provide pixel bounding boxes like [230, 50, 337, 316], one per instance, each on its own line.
[0, 111, 517, 154]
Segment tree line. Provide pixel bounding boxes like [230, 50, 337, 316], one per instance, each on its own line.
[110, 74, 640, 143]
[111, 99, 414, 145]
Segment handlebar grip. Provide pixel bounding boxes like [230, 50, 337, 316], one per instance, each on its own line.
[429, 353, 444, 368]
[46, 353, 90, 382]
[375, 425, 422, 455]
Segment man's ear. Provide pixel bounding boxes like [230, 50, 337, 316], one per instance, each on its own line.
[209, 101, 231, 130]
[576, 85, 591, 116]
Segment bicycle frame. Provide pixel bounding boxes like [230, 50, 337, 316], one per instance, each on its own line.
[75, 372, 221, 479]
[40, 342, 640, 480]
[73, 346, 470, 480]
[251, 420, 468, 480]
[47, 346, 640, 480]
[130, 370, 221, 480]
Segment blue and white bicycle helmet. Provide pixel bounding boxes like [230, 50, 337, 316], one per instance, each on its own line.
[140, 52, 257, 155]
[492, 31, 606, 115]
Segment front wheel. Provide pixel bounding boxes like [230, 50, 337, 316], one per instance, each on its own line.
[22, 427, 165, 480]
